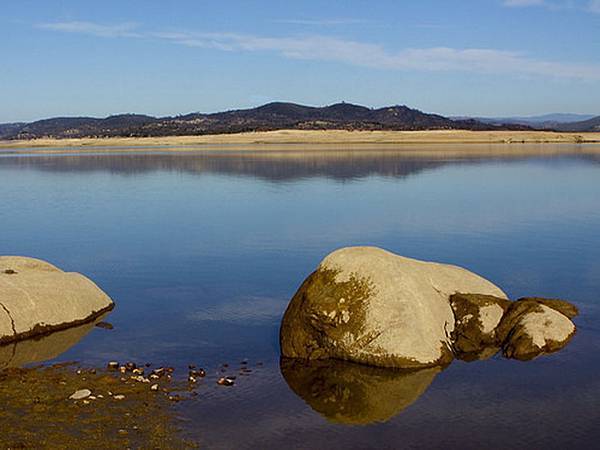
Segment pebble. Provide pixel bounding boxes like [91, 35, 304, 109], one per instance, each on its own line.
[3, 269, 17, 275]
[150, 384, 159, 391]
[217, 377, 235, 387]
[189, 368, 206, 378]
[113, 394, 125, 400]
[69, 389, 92, 400]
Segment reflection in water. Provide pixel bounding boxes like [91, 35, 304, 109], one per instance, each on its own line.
[2, 147, 599, 182]
[280, 358, 441, 425]
[0, 315, 108, 369]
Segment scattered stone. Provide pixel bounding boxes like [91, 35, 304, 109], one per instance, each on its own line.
[217, 377, 235, 386]
[189, 368, 206, 378]
[107, 361, 119, 371]
[69, 389, 92, 400]
[113, 394, 125, 400]
[3, 269, 17, 275]
[150, 384, 159, 391]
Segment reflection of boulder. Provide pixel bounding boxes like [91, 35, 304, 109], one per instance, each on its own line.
[0, 257, 114, 344]
[280, 247, 507, 368]
[0, 314, 108, 369]
[281, 358, 440, 425]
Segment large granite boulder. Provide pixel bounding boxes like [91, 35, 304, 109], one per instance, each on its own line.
[280, 247, 507, 368]
[0, 256, 114, 344]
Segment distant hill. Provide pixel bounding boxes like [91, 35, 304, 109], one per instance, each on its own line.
[0, 102, 532, 140]
[0, 122, 26, 138]
[552, 116, 600, 132]
[453, 113, 598, 131]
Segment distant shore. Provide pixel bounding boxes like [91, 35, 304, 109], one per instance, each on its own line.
[1, 129, 600, 153]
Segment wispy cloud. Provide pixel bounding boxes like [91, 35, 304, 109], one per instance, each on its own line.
[589, 0, 600, 12]
[503, 0, 546, 6]
[503, 0, 600, 12]
[38, 21, 600, 81]
[38, 21, 142, 38]
[275, 18, 368, 26]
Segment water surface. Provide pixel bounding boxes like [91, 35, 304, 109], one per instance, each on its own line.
[1, 146, 599, 448]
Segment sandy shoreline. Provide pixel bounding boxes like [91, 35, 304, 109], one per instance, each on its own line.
[1, 129, 600, 153]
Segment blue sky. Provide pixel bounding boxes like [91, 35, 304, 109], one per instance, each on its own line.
[2, 0, 600, 122]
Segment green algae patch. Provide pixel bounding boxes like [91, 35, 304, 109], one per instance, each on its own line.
[0, 364, 197, 449]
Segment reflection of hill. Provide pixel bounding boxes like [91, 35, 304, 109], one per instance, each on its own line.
[0, 315, 108, 369]
[1, 149, 598, 182]
[280, 358, 441, 425]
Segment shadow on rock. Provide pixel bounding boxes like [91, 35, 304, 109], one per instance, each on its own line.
[280, 357, 441, 425]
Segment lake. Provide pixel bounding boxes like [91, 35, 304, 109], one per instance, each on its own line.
[1, 145, 599, 449]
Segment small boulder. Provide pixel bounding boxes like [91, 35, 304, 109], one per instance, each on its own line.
[449, 293, 511, 360]
[498, 299, 577, 361]
[0, 256, 114, 344]
[280, 247, 507, 368]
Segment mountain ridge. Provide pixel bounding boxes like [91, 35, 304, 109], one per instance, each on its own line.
[0, 102, 535, 140]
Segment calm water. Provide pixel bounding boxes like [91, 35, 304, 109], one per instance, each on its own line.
[1, 146, 599, 449]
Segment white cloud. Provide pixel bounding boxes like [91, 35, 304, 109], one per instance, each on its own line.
[39, 21, 600, 81]
[589, 0, 600, 12]
[38, 21, 142, 38]
[503, 0, 546, 6]
[275, 18, 368, 26]
[503, 0, 600, 11]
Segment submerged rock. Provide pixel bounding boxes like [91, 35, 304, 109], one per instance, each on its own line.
[281, 357, 440, 425]
[0, 256, 114, 344]
[280, 247, 507, 368]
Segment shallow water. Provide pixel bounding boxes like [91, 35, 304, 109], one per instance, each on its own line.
[1, 146, 599, 448]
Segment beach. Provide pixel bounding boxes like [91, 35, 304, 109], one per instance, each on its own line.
[2, 129, 600, 153]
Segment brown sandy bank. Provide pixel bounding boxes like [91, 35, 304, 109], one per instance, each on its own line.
[1, 129, 600, 152]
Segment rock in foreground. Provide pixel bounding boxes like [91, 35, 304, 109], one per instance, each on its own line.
[0, 256, 114, 344]
[280, 247, 508, 368]
[281, 247, 578, 368]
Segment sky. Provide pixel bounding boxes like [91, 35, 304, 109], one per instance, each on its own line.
[2, 0, 600, 122]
